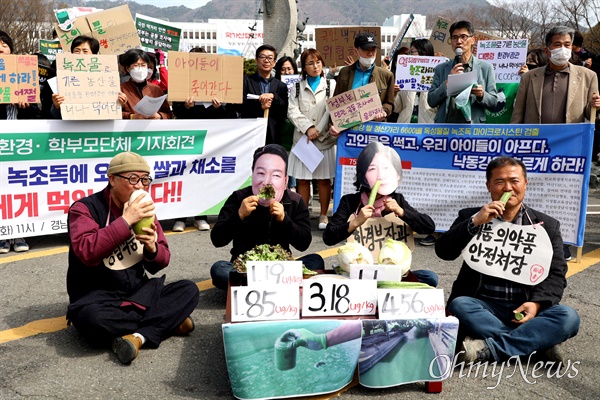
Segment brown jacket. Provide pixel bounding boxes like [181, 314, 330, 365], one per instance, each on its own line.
[120, 80, 174, 120]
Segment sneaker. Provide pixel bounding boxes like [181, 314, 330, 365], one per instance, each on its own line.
[0, 240, 10, 254]
[458, 337, 491, 363]
[563, 245, 572, 262]
[173, 316, 195, 336]
[13, 238, 29, 252]
[194, 219, 210, 231]
[420, 235, 436, 246]
[112, 334, 143, 364]
[172, 221, 186, 232]
[318, 215, 328, 230]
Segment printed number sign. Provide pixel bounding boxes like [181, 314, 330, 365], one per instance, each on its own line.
[302, 278, 377, 317]
[377, 289, 445, 319]
[231, 283, 300, 322]
[246, 261, 303, 286]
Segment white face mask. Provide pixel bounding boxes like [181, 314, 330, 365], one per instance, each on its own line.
[129, 67, 149, 82]
[549, 47, 571, 66]
[146, 68, 154, 80]
[359, 56, 375, 68]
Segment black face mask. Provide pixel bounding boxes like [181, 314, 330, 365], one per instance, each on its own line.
[527, 64, 538, 70]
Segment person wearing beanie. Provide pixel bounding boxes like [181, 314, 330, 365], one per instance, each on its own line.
[210, 144, 324, 290]
[66, 151, 199, 364]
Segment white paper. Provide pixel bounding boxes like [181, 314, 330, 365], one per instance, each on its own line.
[194, 101, 213, 108]
[447, 70, 477, 96]
[133, 94, 167, 117]
[47, 77, 58, 94]
[246, 94, 260, 100]
[291, 138, 324, 173]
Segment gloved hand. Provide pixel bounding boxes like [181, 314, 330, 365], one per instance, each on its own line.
[281, 329, 327, 350]
[155, 48, 165, 65]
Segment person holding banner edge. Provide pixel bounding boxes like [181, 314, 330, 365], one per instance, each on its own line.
[427, 20, 499, 123]
[435, 156, 580, 363]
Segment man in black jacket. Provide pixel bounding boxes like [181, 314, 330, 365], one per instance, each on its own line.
[210, 144, 323, 290]
[435, 156, 580, 363]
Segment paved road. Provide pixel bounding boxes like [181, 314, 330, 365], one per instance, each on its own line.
[1, 192, 600, 399]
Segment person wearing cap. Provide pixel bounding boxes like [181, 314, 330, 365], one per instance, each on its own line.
[428, 20, 499, 123]
[330, 32, 394, 129]
[66, 152, 199, 365]
[0, 30, 38, 255]
[210, 144, 324, 290]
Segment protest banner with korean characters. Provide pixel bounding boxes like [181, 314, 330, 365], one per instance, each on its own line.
[168, 51, 243, 103]
[135, 14, 181, 52]
[56, 54, 121, 120]
[316, 26, 381, 67]
[477, 39, 528, 83]
[429, 16, 502, 57]
[230, 283, 300, 322]
[216, 19, 264, 56]
[0, 55, 40, 104]
[246, 261, 303, 287]
[462, 219, 552, 285]
[395, 55, 447, 92]
[302, 277, 377, 317]
[327, 82, 384, 131]
[377, 289, 446, 319]
[39, 39, 63, 62]
[0, 118, 266, 240]
[280, 74, 302, 97]
[346, 213, 415, 261]
[334, 122, 594, 247]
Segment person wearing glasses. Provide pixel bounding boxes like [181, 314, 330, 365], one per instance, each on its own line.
[428, 20, 499, 123]
[66, 152, 199, 364]
[237, 44, 289, 144]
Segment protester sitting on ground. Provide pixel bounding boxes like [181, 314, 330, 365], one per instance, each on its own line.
[323, 142, 438, 287]
[66, 151, 199, 364]
[0, 30, 38, 254]
[274, 55, 299, 193]
[119, 49, 174, 120]
[435, 156, 580, 363]
[287, 49, 337, 230]
[170, 46, 226, 232]
[50, 35, 100, 119]
[210, 144, 324, 290]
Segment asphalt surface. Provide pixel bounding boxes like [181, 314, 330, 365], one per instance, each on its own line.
[1, 190, 600, 400]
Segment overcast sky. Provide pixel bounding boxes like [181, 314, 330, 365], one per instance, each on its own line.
[132, 0, 212, 8]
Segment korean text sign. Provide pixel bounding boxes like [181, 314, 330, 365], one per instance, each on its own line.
[477, 39, 528, 83]
[395, 55, 447, 92]
[334, 122, 594, 247]
[315, 26, 381, 67]
[168, 51, 244, 103]
[56, 54, 121, 120]
[135, 13, 181, 52]
[0, 55, 40, 104]
[327, 83, 384, 131]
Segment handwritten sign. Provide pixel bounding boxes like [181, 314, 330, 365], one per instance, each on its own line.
[346, 213, 415, 261]
[315, 26, 381, 67]
[327, 82, 384, 131]
[54, 5, 142, 55]
[280, 74, 302, 97]
[56, 54, 121, 120]
[246, 261, 303, 286]
[429, 16, 502, 57]
[462, 219, 552, 285]
[349, 264, 403, 281]
[477, 39, 528, 83]
[231, 284, 300, 322]
[302, 278, 377, 317]
[378, 289, 445, 319]
[0, 55, 39, 104]
[395, 55, 447, 92]
[168, 51, 243, 103]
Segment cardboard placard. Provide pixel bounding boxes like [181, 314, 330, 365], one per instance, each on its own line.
[346, 213, 415, 261]
[315, 26, 381, 67]
[327, 82, 384, 131]
[56, 54, 121, 120]
[477, 39, 528, 83]
[429, 17, 503, 58]
[167, 51, 243, 103]
[0, 55, 40, 104]
[54, 5, 141, 55]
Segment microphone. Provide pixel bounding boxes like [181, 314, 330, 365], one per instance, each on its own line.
[454, 47, 463, 66]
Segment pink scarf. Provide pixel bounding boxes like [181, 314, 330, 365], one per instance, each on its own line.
[360, 192, 389, 217]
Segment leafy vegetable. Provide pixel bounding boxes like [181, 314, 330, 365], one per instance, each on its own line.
[233, 244, 294, 272]
[258, 184, 276, 200]
[302, 265, 318, 276]
[378, 238, 412, 276]
[338, 242, 373, 273]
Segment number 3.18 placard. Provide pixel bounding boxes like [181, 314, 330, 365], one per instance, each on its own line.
[231, 284, 300, 322]
[302, 278, 377, 317]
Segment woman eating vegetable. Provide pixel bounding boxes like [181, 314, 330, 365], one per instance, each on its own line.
[323, 142, 438, 286]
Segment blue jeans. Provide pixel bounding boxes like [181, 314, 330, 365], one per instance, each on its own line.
[448, 296, 580, 361]
[412, 270, 438, 287]
[210, 254, 325, 290]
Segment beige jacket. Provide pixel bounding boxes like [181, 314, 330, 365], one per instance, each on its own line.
[394, 90, 437, 123]
[287, 77, 337, 150]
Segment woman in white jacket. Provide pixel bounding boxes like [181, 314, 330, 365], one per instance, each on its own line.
[394, 39, 438, 124]
[287, 49, 337, 230]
